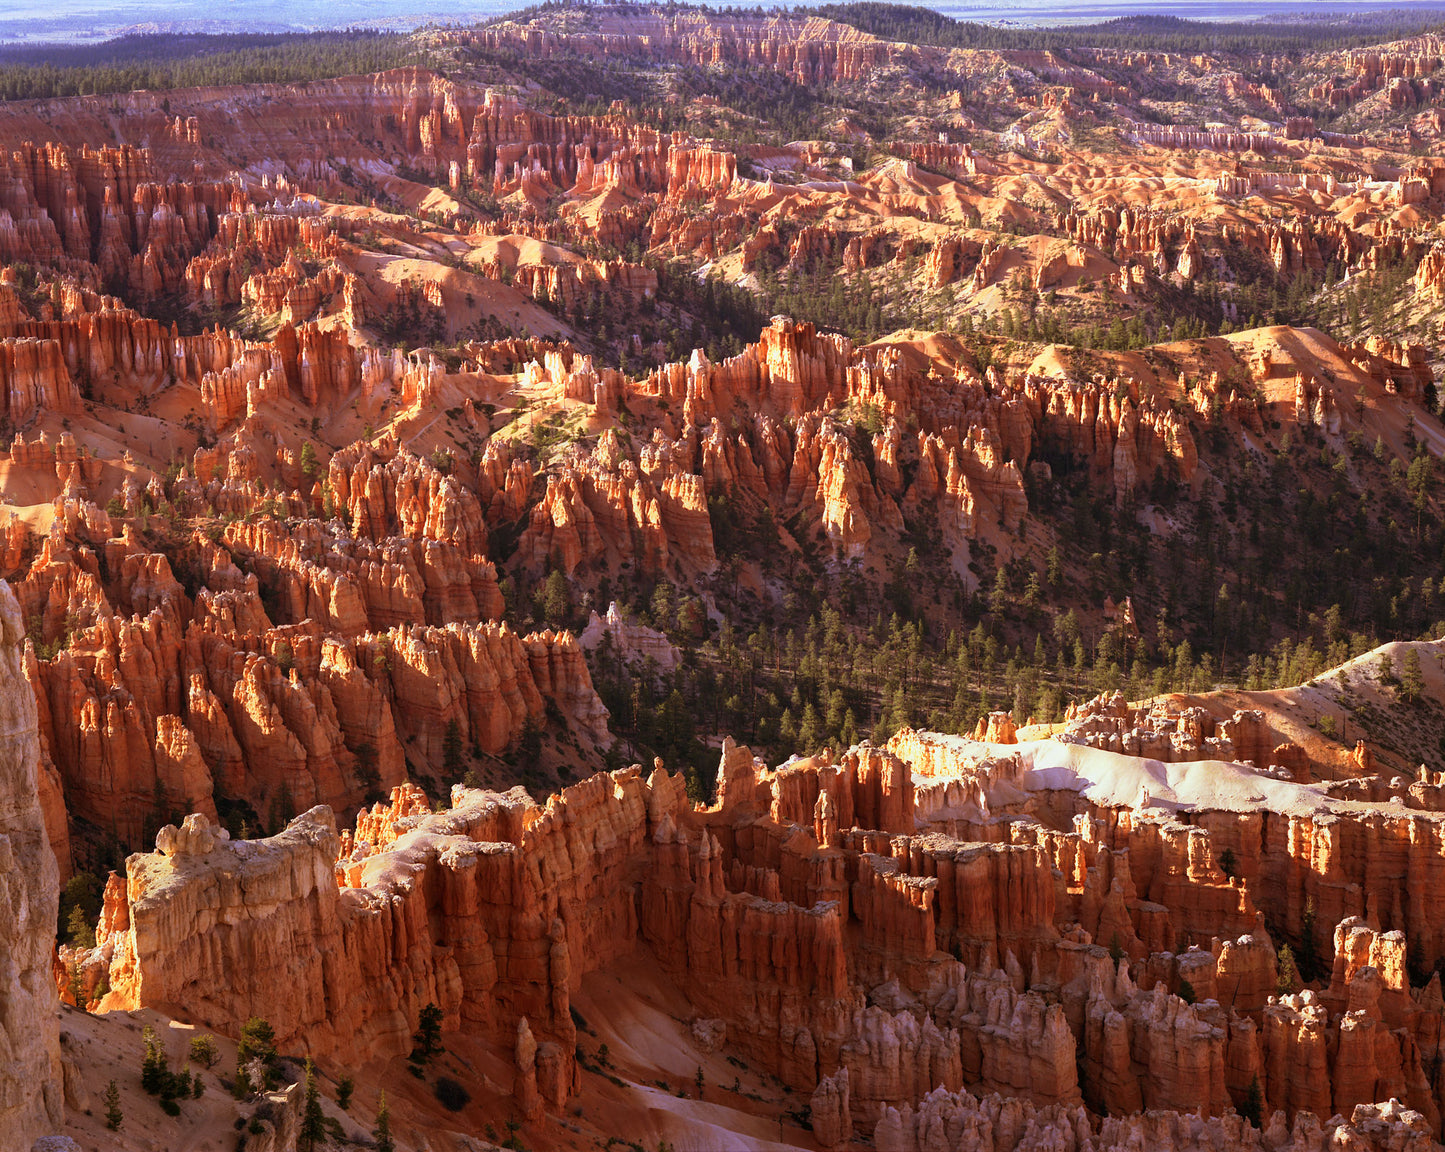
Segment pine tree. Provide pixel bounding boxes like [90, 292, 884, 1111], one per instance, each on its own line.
[374, 1090, 395, 1152]
[442, 718, 464, 778]
[104, 1079, 122, 1131]
[797, 701, 821, 751]
[411, 1002, 443, 1066]
[1277, 944, 1300, 995]
[141, 1026, 167, 1094]
[824, 689, 846, 738]
[778, 707, 797, 748]
[65, 903, 95, 949]
[695, 1066, 705, 1100]
[1024, 571, 1041, 607]
[1011, 680, 1032, 723]
[541, 569, 571, 627]
[337, 1075, 354, 1111]
[300, 1057, 326, 1152]
[990, 566, 1010, 614]
[236, 1016, 277, 1093]
[237, 1016, 276, 1065]
[167, 1066, 191, 1102]
[1298, 898, 1321, 982]
[1402, 648, 1425, 704]
[1242, 1074, 1264, 1127]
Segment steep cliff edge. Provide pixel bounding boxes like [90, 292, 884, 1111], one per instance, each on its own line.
[0, 578, 63, 1147]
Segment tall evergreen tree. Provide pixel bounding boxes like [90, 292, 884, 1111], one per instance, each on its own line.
[141, 1026, 167, 1095]
[1402, 648, 1425, 704]
[374, 1091, 395, 1152]
[300, 1058, 326, 1151]
[104, 1080, 123, 1131]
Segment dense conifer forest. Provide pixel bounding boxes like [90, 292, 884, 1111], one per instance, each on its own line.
[0, 32, 432, 101]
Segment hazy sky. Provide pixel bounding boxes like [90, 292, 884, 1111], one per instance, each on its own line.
[2, 0, 1442, 43]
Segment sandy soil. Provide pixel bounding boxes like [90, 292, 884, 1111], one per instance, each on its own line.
[350, 250, 572, 343]
[57, 1005, 376, 1152]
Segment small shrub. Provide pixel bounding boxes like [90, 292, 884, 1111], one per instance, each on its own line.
[190, 1033, 220, 1069]
[502, 1115, 530, 1150]
[165, 1068, 191, 1100]
[434, 1076, 471, 1112]
[161, 1098, 181, 1117]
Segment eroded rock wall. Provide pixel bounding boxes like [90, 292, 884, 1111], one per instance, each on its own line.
[0, 578, 62, 1147]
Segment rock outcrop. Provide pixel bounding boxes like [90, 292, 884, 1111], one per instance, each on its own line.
[0, 579, 62, 1147]
[77, 720, 1445, 1144]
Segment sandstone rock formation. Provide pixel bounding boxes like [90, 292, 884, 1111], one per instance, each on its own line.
[69, 717, 1445, 1146]
[0, 579, 62, 1147]
[8, 10, 1445, 1149]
